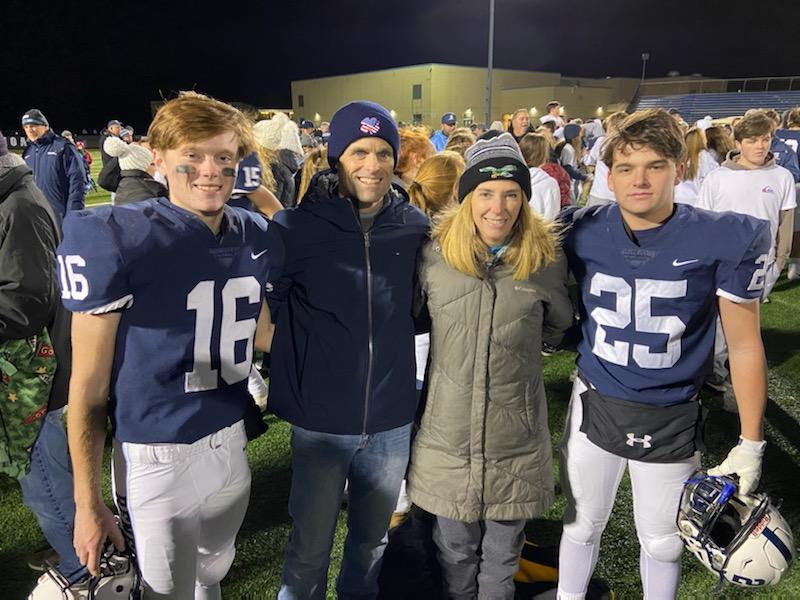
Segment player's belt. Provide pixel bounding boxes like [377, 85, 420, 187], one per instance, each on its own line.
[577, 374, 707, 462]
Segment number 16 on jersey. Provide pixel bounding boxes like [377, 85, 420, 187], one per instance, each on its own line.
[185, 276, 262, 393]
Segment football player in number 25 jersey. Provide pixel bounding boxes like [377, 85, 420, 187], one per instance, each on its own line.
[556, 109, 771, 600]
[59, 92, 284, 599]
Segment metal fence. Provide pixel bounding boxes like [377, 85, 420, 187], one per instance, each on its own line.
[639, 76, 800, 96]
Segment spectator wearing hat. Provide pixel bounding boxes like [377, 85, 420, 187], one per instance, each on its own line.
[103, 137, 167, 205]
[269, 100, 429, 599]
[430, 112, 457, 152]
[558, 122, 588, 199]
[119, 128, 133, 144]
[98, 119, 124, 198]
[299, 119, 320, 147]
[21, 109, 86, 224]
[407, 133, 571, 599]
[299, 133, 316, 156]
[252, 113, 301, 207]
[60, 130, 74, 144]
[470, 122, 487, 137]
[99, 119, 122, 165]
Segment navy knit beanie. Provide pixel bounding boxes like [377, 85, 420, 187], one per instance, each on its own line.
[327, 101, 399, 170]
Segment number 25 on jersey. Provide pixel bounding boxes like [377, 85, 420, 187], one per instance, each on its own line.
[590, 273, 687, 369]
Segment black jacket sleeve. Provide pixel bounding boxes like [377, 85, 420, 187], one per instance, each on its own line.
[0, 189, 59, 341]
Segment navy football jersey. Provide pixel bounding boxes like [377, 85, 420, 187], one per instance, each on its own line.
[57, 198, 285, 443]
[777, 129, 800, 154]
[563, 203, 770, 406]
[229, 152, 263, 211]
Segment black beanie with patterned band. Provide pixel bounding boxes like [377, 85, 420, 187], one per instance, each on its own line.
[457, 132, 531, 203]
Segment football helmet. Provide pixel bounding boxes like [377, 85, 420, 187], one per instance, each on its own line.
[28, 542, 141, 600]
[677, 471, 795, 588]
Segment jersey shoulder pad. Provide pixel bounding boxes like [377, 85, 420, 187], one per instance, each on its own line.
[559, 203, 611, 233]
[58, 208, 132, 312]
[691, 207, 770, 262]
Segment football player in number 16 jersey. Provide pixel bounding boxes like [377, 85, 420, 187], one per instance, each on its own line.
[60, 92, 284, 599]
[557, 109, 771, 600]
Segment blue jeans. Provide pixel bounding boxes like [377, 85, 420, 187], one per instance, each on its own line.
[278, 422, 412, 600]
[19, 407, 87, 583]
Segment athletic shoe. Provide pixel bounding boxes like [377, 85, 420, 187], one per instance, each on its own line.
[27, 546, 59, 572]
[788, 261, 800, 281]
[541, 343, 559, 357]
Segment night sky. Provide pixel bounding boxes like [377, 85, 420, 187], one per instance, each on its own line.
[4, 0, 799, 132]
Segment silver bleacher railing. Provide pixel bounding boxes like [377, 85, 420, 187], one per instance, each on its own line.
[638, 77, 800, 96]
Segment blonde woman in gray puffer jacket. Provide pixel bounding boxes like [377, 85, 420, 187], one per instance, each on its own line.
[408, 133, 573, 599]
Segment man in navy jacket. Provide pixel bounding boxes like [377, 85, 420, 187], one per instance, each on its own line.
[21, 109, 86, 224]
[269, 101, 429, 600]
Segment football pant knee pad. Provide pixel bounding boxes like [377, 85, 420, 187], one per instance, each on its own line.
[196, 542, 236, 587]
[561, 514, 605, 547]
[639, 532, 684, 564]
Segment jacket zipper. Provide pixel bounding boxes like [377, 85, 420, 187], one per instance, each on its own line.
[480, 269, 497, 509]
[348, 194, 394, 435]
[362, 231, 374, 434]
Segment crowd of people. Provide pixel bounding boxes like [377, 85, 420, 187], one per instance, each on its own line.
[1, 91, 797, 600]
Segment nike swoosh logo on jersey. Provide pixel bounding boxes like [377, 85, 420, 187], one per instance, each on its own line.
[672, 259, 699, 267]
[251, 249, 268, 260]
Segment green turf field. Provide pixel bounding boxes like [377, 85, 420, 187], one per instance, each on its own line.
[1, 177, 798, 597]
[84, 149, 111, 206]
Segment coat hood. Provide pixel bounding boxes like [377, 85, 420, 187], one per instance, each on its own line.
[529, 166, 554, 186]
[0, 161, 31, 199]
[722, 150, 776, 171]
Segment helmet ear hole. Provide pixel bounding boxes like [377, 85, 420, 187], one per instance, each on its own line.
[709, 510, 740, 548]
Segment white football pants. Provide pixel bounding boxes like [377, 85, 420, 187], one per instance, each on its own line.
[557, 379, 699, 600]
[112, 420, 251, 600]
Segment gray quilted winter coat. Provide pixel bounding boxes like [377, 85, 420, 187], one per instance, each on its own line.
[408, 240, 573, 522]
